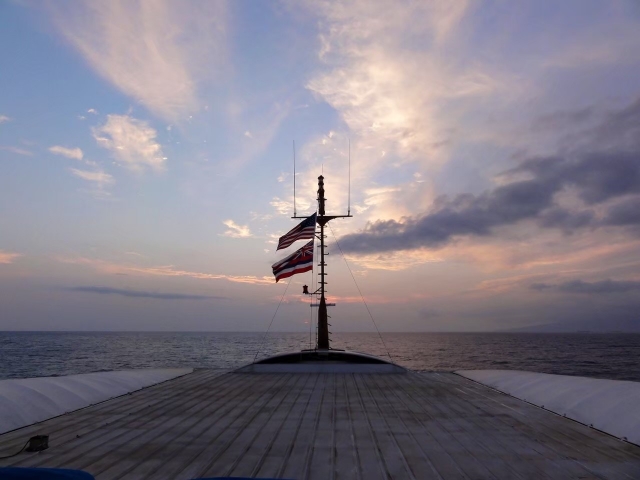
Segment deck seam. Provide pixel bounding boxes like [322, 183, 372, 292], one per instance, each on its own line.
[172, 373, 294, 479]
[390, 373, 500, 480]
[2, 370, 229, 469]
[444, 374, 631, 479]
[0, 369, 210, 451]
[357, 374, 417, 479]
[75, 371, 258, 477]
[249, 373, 316, 478]
[126, 372, 280, 479]
[275, 374, 322, 479]
[223, 373, 312, 477]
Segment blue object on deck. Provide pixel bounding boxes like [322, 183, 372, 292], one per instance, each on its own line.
[0, 468, 95, 479]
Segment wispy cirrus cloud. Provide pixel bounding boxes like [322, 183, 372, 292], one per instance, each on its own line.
[93, 115, 165, 172]
[304, 0, 503, 169]
[531, 279, 640, 294]
[0, 251, 22, 264]
[69, 168, 114, 187]
[49, 145, 83, 161]
[0, 115, 11, 124]
[69, 286, 224, 300]
[221, 220, 252, 238]
[47, 1, 227, 121]
[57, 257, 273, 285]
[0, 146, 33, 156]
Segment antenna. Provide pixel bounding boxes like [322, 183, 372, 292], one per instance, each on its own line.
[293, 140, 296, 217]
[348, 138, 351, 216]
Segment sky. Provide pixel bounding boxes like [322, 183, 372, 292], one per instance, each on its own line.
[1, 0, 640, 332]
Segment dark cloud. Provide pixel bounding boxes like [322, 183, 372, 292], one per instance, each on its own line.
[603, 196, 640, 227]
[536, 207, 595, 231]
[69, 286, 223, 300]
[340, 98, 640, 254]
[592, 97, 640, 150]
[532, 106, 595, 132]
[531, 279, 640, 294]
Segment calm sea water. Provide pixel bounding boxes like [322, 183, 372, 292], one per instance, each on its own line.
[1, 332, 639, 381]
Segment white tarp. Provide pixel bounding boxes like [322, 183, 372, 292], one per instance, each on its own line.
[457, 369, 640, 446]
[0, 369, 193, 434]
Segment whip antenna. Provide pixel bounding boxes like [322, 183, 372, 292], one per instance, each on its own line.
[293, 140, 296, 217]
[348, 138, 351, 216]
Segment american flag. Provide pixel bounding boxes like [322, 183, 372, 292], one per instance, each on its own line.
[276, 213, 317, 250]
[272, 240, 314, 283]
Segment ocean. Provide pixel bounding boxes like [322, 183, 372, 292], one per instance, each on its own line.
[1, 331, 639, 381]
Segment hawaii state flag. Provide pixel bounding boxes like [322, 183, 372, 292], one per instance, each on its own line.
[272, 240, 314, 283]
[276, 213, 317, 250]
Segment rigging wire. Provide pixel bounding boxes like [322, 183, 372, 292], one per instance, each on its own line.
[348, 138, 351, 216]
[328, 224, 393, 362]
[293, 140, 296, 217]
[253, 278, 291, 363]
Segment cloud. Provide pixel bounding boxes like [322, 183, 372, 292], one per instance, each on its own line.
[47, 1, 227, 121]
[342, 249, 444, 271]
[93, 115, 165, 172]
[304, 0, 511, 172]
[532, 107, 595, 132]
[603, 197, 640, 226]
[532, 279, 640, 294]
[68, 286, 222, 300]
[339, 98, 640, 254]
[0, 251, 22, 264]
[0, 146, 33, 156]
[58, 257, 274, 285]
[0, 115, 10, 124]
[87, 108, 98, 115]
[69, 168, 114, 187]
[49, 145, 83, 161]
[221, 220, 252, 238]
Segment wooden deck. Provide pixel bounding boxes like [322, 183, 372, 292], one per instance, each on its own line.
[1, 369, 639, 479]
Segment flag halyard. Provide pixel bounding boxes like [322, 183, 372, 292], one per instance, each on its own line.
[276, 213, 317, 251]
[272, 240, 314, 283]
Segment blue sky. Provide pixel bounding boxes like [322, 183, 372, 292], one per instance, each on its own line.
[1, 1, 640, 332]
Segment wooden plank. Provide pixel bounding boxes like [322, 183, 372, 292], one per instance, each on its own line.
[367, 374, 462, 480]
[433, 374, 601, 478]
[94, 372, 263, 479]
[14, 371, 243, 473]
[334, 374, 361, 480]
[344, 373, 386, 480]
[354, 374, 416, 479]
[0, 370, 208, 451]
[278, 374, 327, 480]
[416, 374, 593, 479]
[213, 374, 311, 478]
[173, 374, 295, 479]
[2, 370, 640, 479]
[386, 374, 498, 480]
[306, 374, 337, 480]
[0, 370, 223, 469]
[443, 374, 640, 479]
[251, 374, 321, 479]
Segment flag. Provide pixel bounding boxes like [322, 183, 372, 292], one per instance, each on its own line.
[272, 240, 314, 283]
[276, 213, 317, 250]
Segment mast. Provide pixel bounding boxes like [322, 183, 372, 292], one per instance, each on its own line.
[314, 175, 351, 350]
[317, 176, 329, 349]
[292, 175, 351, 350]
